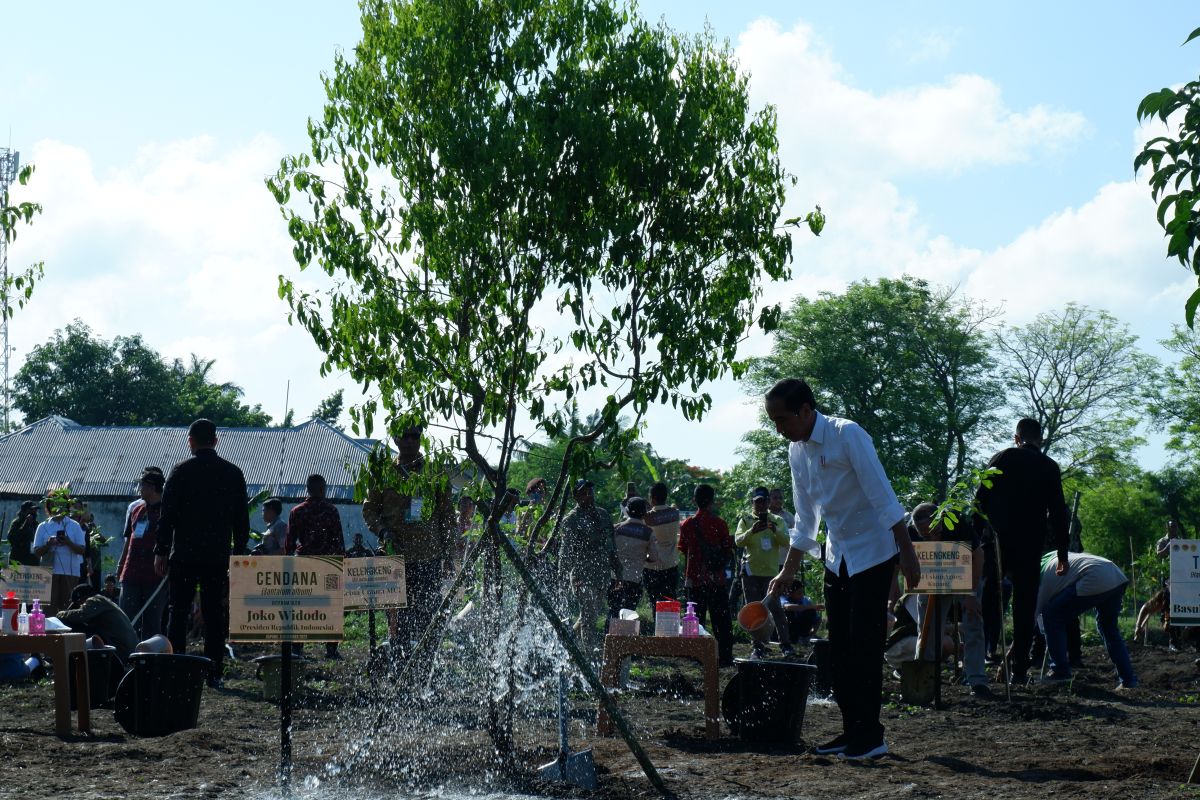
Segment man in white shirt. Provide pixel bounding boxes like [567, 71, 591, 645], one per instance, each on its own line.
[765, 378, 920, 761]
[643, 482, 682, 620]
[31, 491, 88, 615]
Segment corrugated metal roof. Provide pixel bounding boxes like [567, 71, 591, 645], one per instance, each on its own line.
[0, 417, 379, 501]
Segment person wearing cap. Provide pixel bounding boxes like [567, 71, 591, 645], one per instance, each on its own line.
[643, 482, 682, 621]
[6, 500, 40, 567]
[116, 470, 168, 639]
[734, 486, 792, 657]
[548, 479, 615, 661]
[155, 418, 251, 688]
[909, 502, 990, 697]
[58, 583, 139, 664]
[31, 490, 88, 615]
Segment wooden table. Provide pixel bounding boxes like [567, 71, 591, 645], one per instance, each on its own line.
[597, 634, 720, 740]
[0, 633, 91, 736]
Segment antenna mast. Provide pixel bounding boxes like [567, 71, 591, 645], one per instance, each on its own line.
[0, 148, 20, 434]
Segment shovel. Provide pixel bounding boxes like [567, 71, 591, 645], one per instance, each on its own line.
[538, 671, 597, 790]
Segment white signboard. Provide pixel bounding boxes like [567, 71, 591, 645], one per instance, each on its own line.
[343, 556, 407, 611]
[1169, 540, 1200, 627]
[0, 565, 54, 606]
[906, 541, 974, 595]
[228, 555, 344, 643]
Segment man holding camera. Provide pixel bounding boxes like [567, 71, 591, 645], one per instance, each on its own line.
[31, 490, 87, 615]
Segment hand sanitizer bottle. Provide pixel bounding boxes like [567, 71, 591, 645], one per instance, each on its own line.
[17, 603, 29, 636]
[29, 599, 46, 636]
[681, 601, 699, 637]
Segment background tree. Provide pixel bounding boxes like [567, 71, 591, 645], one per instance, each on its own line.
[1148, 324, 1200, 458]
[1136, 26, 1200, 328]
[269, 0, 814, 765]
[311, 389, 345, 429]
[996, 303, 1158, 476]
[741, 276, 1001, 501]
[13, 320, 271, 427]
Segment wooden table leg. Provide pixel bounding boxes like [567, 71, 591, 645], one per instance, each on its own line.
[72, 650, 91, 733]
[596, 638, 621, 736]
[50, 640, 71, 737]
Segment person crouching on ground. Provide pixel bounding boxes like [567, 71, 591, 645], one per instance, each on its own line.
[734, 486, 793, 657]
[1036, 551, 1138, 689]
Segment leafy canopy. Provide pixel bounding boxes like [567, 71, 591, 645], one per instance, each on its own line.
[743, 276, 1001, 501]
[1135, 25, 1200, 328]
[269, 0, 808, 505]
[13, 320, 272, 427]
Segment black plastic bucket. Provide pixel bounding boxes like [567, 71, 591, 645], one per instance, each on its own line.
[728, 658, 817, 744]
[113, 653, 211, 737]
[69, 645, 119, 710]
[807, 638, 834, 693]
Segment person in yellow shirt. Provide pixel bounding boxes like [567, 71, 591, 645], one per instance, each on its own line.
[734, 487, 792, 657]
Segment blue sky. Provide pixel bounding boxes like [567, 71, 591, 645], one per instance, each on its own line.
[2, 1, 1195, 473]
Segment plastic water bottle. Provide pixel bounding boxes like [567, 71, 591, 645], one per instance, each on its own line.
[1, 590, 18, 635]
[29, 599, 45, 636]
[681, 601, 699, 637]
[16, 603, 29, 636]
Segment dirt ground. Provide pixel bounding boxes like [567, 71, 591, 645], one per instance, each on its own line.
[1, 636, 1199, 800]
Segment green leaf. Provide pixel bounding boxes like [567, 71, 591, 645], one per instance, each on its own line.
[1186, 284, 1200, 329]
[1185, 26, 1200, 46]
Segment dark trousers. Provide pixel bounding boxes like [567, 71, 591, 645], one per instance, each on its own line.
[825, 556, 895, 745]
[390, 558, 442, 659]
[643, 567, 678, 634]
[643, 567, 678, 605]
[1001, 544, 1042, 678]
[167, 565, 229, 678]
[687, 583, 733, 665]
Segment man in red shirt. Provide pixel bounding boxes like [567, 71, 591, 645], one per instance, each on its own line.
[117, 470, 168, 639]
[286, 474, 346, 658]
[679, 484, 734, 666]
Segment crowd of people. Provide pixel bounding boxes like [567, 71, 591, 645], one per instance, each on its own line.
[0, 382, 1176, 762]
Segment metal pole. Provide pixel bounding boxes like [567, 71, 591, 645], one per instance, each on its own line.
[933, 594, 942, 710]
[993, 535, 1011, 702]
[280, 641, 293, 795]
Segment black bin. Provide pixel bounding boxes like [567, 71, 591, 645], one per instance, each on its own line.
[69, 645, 119, 710]
[728, 658, 816, 744]
[113, 653, 211, 737]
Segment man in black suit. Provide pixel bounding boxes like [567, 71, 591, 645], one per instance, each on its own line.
[154, 419, 250, 687]
[975, 417, 1069, 685]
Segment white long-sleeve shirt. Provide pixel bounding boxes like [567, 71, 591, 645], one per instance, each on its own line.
[787, 412, 907, 577]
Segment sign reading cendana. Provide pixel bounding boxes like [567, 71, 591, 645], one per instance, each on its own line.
[228, 555, 344, 643]
[343, 556, 407, 611]
[1169, 540, 1200, 627]
[905, 541, 974, 595]
[0, 566, 53, 607]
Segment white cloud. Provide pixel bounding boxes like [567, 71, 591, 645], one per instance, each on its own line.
[889, 28, 958, 65]
[736, 19, 1087, 176]
[4, 136, 344, 426]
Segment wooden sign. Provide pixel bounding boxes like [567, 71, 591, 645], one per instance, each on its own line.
[343, 556, 407, 611]
[906, 541, 974, 595]
[228, 555, 344, 643]
[1169, 540, 1200, 627]
[0, 565, 53, 606]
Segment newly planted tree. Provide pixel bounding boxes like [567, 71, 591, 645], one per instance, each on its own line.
[269, 0, 817, 771]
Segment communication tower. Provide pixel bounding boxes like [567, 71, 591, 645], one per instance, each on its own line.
[0, 147, 20, 433]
